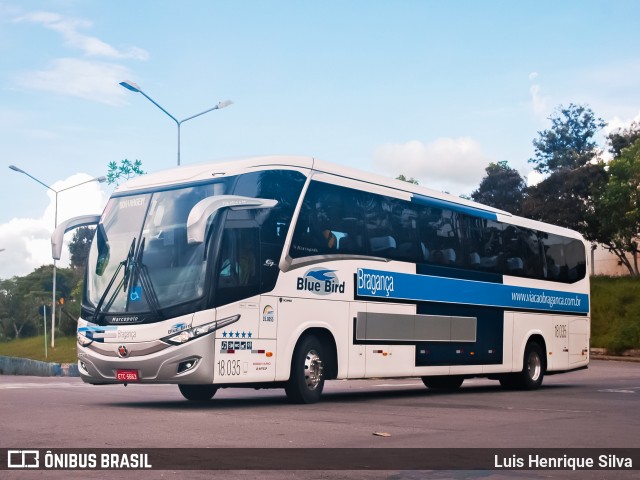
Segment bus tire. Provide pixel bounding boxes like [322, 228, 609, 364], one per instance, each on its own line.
[178, 384, 218, 401]
[421, 375, 464, 391]
[284, 335, 325, 404]
[501, 342, 545, 390]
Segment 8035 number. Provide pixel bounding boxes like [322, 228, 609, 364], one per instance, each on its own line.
[217, 359, 241, 377]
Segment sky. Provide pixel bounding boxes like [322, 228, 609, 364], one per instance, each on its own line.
[1, 0, 639, 279]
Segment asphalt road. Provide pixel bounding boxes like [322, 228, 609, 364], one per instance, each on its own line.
[1, 359, 638, 479]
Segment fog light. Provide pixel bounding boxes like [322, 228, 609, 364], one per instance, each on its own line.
[177, 359, 198, 374]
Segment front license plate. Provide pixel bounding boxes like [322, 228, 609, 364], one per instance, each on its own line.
[116, 369, 139, 382]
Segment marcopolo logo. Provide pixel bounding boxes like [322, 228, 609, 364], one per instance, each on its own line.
[296, 268, 345, 295]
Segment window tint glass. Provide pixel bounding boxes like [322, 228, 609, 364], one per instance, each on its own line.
[417, 206, 462, 267]
[232, 170, 306, 293]
[290, 181, 367, 258]
[233, 170, 306, 246]
[214, 225, 260, 307]
[541, 234, 586, 282]
[289, 180, 586, 283]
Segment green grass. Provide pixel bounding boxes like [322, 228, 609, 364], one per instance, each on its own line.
[0, 335, 77, 363]
[591, 276, 640, 354]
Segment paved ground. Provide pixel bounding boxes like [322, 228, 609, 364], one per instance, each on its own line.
[1, 359, 638, 479]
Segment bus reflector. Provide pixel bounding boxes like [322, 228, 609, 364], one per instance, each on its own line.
[266, 352, 273, 357]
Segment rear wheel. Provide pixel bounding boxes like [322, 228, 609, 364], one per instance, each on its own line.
[285, 335, 325, 404]
[178, 384, 218, 401]
[500, 342, 545, 390]
[421, 375, 464, 391]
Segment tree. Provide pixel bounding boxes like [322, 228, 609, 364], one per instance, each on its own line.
[396, 174, 419, 185]
[529, 104, 606, 174]
[523, 163, 608, 238]
[594, 139, 640, 275]
[608, 121, 640, 158]
[524, 103, 609, 242]
[107, 159, 145, 186]
[471, 161, 526, 214]
[0, 266, 82, 340]
[69, 226, 95, 270]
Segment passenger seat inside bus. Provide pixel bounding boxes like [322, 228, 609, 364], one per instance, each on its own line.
[370, 235, 397, 257]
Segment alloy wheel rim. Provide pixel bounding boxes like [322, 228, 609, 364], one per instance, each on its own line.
[304, 349, 324, 390]
[528, 351, 542, 381]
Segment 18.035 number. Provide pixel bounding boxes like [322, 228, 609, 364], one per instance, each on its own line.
[555, 324, 567, 338]
[217, 359, 241, 377]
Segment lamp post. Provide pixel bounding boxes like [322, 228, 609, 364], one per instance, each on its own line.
[9, 165, 107, 348]
[119, 80, 232, 166]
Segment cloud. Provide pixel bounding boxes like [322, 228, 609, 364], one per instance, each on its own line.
[526, 170, 545, 188]
[529, 72, 549, 118]
[17, 58, 133, 105]
[0, 174, 109, 280]
[604, 111, 640, 135]
[15, 11, 148, 60]
[372, 137, 490, 195]
[12, 9, 147, 103]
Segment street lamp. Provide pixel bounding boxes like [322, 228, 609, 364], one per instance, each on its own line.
[9, 165, 107, 349]
[119, 80, 232, 166]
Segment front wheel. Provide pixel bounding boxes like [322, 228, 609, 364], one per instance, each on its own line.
[178, 384, 218, 401]
[285, 335, 325, 404]
[421, 375, 464, 391]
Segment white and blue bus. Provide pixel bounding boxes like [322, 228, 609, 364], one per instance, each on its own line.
[52, 156, 590, 403]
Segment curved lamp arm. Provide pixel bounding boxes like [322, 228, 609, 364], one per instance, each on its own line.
[187, 195, 278, 244]
[51, 214, 101, 260]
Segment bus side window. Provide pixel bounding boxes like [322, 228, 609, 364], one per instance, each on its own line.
[418, 206, 460, 267]
[214, 227, 260, 307]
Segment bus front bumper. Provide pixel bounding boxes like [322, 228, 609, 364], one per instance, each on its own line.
[76, 334, 215, 385]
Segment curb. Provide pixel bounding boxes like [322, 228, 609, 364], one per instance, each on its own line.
[590, 348, 640, 362]
[0, 355, 79, 377]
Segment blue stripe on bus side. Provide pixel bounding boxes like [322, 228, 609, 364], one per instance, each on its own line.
[411, 194, 498, 220]
[356, 268, 589, 315]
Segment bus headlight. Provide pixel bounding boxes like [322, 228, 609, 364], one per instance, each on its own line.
[162, 314, 240, 345]
[77, 331, 93, 347]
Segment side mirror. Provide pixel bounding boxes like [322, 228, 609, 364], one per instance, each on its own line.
[187, 195, 277, 244]
[95, 223, 110, 276]
[51, 214, 101, 260]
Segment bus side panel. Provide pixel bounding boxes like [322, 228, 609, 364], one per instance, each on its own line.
[362, 302, 416, 378]
[568, 317, 589, 366]
[211, 300, 278, 384]
[347, 301, 366, 378]
[482, 311, 514, 375]
[274, 297, 349, 382]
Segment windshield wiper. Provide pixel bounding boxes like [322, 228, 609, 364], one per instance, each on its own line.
[127, 237, 164, 319]
[92, 238, 136, 324]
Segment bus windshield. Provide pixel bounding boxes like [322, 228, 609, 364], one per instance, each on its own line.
[86, 180, 229, 317]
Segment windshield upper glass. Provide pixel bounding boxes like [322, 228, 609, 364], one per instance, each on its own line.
[86, 180, 229, 315]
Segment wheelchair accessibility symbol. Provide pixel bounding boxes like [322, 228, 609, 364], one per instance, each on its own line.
[130, 286, 142, 302]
